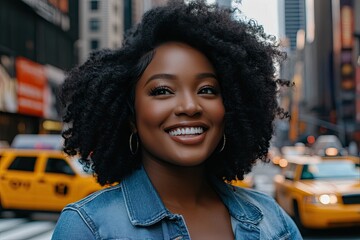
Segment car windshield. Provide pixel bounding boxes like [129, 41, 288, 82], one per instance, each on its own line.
[301, 161, 359, 180]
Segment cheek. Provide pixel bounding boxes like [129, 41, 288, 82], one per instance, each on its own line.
[134, 98, 171, 129]
[209, 100, 225, 126]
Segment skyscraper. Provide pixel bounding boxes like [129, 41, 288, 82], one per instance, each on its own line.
[279, 0, 306, 51]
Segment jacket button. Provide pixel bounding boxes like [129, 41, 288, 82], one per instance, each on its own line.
[173, 236, 183, 240]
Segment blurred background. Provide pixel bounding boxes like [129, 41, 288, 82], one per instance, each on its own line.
[1, 0, 360, 152]
[0, 0, 360, 239]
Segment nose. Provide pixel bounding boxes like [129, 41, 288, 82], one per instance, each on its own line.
[174, 92, 202, 117]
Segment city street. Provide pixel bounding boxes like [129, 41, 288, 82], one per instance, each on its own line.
[0, 162, 359, 240]
[252, 162, 360, 240]
[1, 0, 360, 239]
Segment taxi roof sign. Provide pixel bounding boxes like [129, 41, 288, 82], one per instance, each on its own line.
[11, 134, 63, 150]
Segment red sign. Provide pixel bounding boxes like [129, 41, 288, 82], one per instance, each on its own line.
[15, 57, 47, 117]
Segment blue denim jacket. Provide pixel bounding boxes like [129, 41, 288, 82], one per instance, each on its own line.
[52, 167, 302, 240]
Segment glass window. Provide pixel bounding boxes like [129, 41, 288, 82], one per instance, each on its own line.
[308, 162, 359, 179]
[284, 163, 297, 180]
[46, 158, 75, 175]
[90, 0, 99, 10]
[300, 165, 314, 180]
[8, 156, 36, 172]
[89, 19, 100, 31]
[90, 39, 99, 50]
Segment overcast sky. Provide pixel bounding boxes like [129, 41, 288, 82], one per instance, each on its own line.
[206, 0, 280, 38]
[236, 0, 279, 37]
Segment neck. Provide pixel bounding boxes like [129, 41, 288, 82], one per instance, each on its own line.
[143, 158, 213, 209]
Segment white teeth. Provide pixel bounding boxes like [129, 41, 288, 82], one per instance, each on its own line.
[169, 127, 204, 136]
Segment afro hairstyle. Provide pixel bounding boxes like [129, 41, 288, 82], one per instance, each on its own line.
[60, 0, 286, 185]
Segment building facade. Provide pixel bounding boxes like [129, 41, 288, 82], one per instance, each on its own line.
[0, 0, 79, 144]
[279, 0, 360, 149]
[79, 0, 168, 64]
[78, 0, 123, 64]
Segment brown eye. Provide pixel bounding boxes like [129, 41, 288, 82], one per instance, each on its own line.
[149, 86, 173, 96]
[198, 86, 218, 95]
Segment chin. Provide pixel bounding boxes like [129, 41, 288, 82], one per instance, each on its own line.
[169, 154, 210, 167]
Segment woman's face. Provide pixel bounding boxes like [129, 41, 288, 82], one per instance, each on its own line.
[134, 42, 225, 167]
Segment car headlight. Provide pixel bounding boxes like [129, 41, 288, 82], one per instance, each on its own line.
[304, 194, 338, 205]
[325, 147, 338, 156]
[279, 158, 288, 168]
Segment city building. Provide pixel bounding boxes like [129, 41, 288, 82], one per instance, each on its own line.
[278, 0, 306, 51]
[78, 0, 124, 64]
[0, 0, 79, 144]
[78, 0, 168, 64]
[279, 0, 360, 149]
[0, 0, 172, 145]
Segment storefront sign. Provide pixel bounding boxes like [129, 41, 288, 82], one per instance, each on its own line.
[0, 52, 17, 113]
[15, 57, 46, 117]
[340, 5, 353, 48]
[21, 0, 70, 31]
[339, 0, 355, 119]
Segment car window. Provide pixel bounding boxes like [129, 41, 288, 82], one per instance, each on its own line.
[307, 162, 359, 179]
[45, 158, 75, 175]
[284, 163, 297, 180]
[8, 156, 36, 172]
[300, 165, 315, 180]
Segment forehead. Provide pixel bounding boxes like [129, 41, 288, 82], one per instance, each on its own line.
[144, 42, 215, 74]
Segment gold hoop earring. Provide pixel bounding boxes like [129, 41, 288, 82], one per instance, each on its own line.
[219, 134, 226, 153]
[129, 132, 139, 155]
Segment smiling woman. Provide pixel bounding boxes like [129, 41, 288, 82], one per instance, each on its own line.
[52, 1, 302, 239]
[135, 42, 225, 168]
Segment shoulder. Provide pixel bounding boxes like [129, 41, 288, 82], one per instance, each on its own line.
[53, 184, 129, 240]
[65, 184, 128, 223]
[71, 184, 124, 209]
[231, 185, 277, 206]
[229, 186, 302, 239]
[230, 185, 289, 220]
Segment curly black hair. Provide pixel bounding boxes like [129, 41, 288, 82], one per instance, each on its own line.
[60, 0, 286, 185]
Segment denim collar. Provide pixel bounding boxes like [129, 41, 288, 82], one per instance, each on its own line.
[121, 166, 171, 226]
[121, 166, 263, 226]
[211, 177, 263, 224]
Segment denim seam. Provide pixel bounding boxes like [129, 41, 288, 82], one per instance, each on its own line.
[230, 187, 263, 224]
[64, 206, 100, 240]
[75, 185, 122, 208]
[123, 180, 169, 226]
[272, 198, 291, 240]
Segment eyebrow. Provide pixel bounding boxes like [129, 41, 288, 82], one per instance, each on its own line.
[144, 72, 217, 86]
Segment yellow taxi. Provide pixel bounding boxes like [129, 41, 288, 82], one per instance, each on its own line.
[273, 156, 360, 229]
[0, 149, 103, 213]
[229, 173, 255, 188]
[322, 155, 360, 166]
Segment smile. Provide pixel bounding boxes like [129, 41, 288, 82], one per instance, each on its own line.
[168, 127, 204, 136]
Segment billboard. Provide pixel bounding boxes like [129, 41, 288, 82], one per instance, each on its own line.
[15, 57, 47, 117]
[1, 56, 65, 120]
[21, 0, 70, 31]
[0, 53, 17, 113]
[339, 0, 355, 120]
